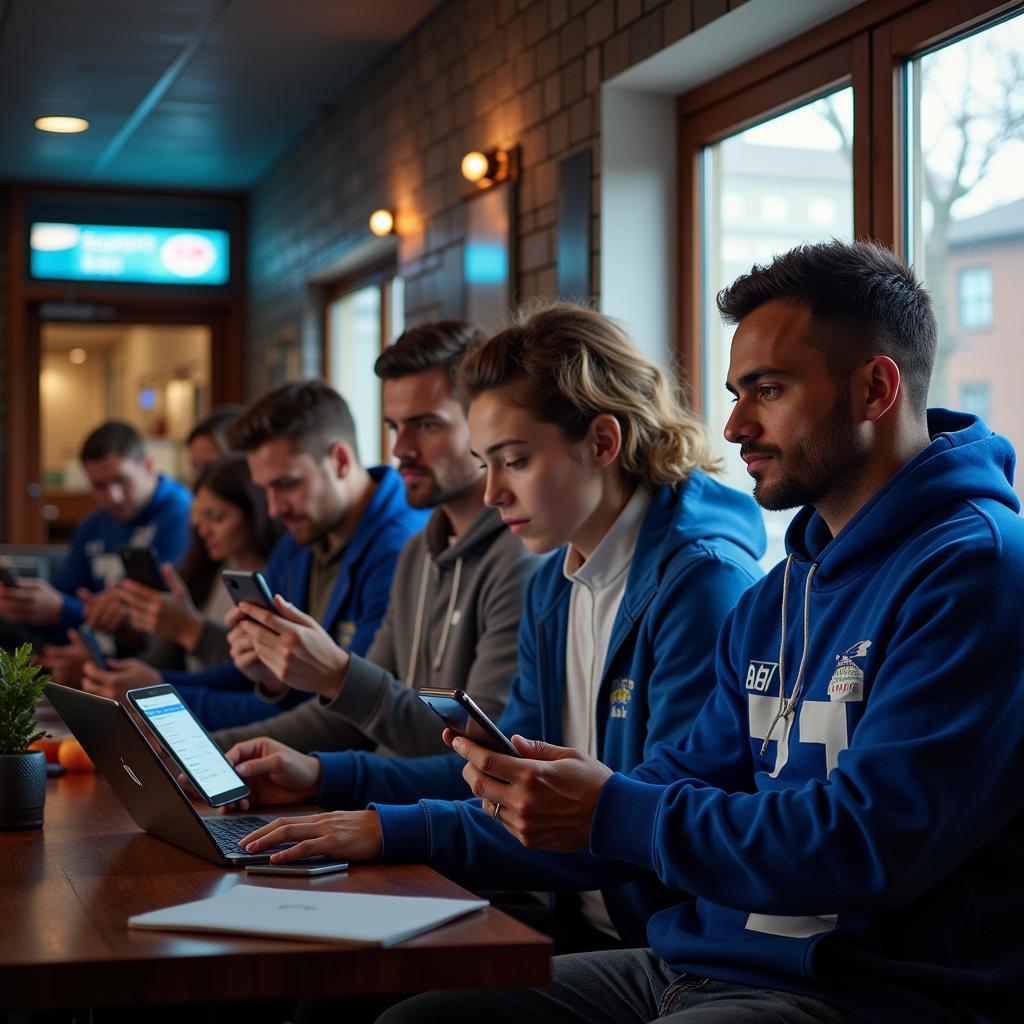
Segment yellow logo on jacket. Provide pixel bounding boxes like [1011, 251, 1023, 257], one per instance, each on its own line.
[610, 678, 635, 719]
[336, 620, 356, 649]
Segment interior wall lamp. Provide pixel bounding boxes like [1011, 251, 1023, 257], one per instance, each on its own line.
[368, 209, 395, 237]
[461, 147, 517, 190]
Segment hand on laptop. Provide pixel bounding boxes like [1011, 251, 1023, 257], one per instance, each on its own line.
[82, 657, 161, 702]
[237, 809, 382, 863]
[235, 596, 350, 702]
[220, 736, 322, 811]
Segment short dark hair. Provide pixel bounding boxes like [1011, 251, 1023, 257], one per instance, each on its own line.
[374, 320, 486, 395]
[186, 404, 246, 451]
[80, 421, 145, 463]
[717, 240, 937, 416]
[228, 381, 359, 461]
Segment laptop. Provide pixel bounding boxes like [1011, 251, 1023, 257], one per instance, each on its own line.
[45, 683, 284, 865]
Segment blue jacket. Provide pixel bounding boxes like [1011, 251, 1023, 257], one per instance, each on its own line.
[350, 472, 765, 945]
[54, 474, 193, 631]
[171, 466, 428, 730]
[588, 412, 1024, 1023]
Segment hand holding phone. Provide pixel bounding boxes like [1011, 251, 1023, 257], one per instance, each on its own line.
[0, 565, 21, 587]
[417, 688, 522, 758]
[78, 624, 109, 671]
[120, 547, 169, 592]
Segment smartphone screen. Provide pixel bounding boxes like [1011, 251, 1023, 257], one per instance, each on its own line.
[128, 685, 250, 807]
[417, 688, 522, 757]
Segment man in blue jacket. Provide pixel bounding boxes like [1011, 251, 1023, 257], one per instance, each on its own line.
[379, 241, 1024, 1024]
[0, 420, 192, 674]
[82, 381, 427, 730]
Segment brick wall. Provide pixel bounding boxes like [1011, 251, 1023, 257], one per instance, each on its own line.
[246, 0, 746, 396]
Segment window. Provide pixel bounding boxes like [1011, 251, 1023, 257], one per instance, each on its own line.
[959, 381, 992, 421]
[906, 8, 1024, 489]
[699, 88, 854, 567]
[958, 267, 993, 330]
[679, 0, 1024, 525]
[325, 271, 403, 467]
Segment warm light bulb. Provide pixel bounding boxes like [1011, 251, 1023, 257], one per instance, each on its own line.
[35, 116, 89, 134]
[68, 348, 87, 365]
[369, 209, 395, 237]
[461, 151, 490, 183]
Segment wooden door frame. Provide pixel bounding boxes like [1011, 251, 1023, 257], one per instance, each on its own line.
[6, 184, 246, 543]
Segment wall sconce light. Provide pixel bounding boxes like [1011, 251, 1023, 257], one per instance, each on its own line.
[68, 347, 87, 365]
[368, 209, 395, 237]
[461, 148, 517, 190]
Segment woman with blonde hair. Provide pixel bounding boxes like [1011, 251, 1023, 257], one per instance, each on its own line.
[236, 302, 765, 956]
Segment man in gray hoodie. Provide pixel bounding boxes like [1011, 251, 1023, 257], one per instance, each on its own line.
[213, 321, 535, 762]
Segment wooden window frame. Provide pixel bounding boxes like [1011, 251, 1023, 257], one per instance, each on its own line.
[321, 256, 399, 463]
[676, 0, 1024, 404]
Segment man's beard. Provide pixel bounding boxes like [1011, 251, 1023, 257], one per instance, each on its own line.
[401, 464, 479, 510]
[745, 397, 871, 512]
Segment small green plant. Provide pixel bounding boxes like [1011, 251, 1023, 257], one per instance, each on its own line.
[0, 644, 51, 756]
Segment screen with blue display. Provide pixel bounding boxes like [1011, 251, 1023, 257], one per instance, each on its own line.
[30, 222, 230, 286]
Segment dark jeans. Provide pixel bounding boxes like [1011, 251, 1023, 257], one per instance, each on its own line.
[375, 947, 864, 1024]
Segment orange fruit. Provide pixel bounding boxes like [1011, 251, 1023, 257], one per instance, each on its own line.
[57, 737, 96, 773]
[29, 737, 63, 764]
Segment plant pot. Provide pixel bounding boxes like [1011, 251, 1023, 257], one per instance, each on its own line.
[0, 749, 46, 830]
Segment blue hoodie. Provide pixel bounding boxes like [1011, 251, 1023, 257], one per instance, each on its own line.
[588, 412, 1024, 1022]
[54, 473, 193, 631]
[170, 466, 428, 730]
[358, 471, 765, 945]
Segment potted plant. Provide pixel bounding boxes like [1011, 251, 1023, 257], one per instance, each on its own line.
[0, 644, 51, 830]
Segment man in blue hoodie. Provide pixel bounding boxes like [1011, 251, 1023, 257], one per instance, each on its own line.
[82, 382, 427, 731]
[0, 420, 192, 674]
[378, 241, 1024, 1024]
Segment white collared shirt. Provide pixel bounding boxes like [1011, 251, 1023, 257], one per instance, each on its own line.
[562, 485, 651, 937]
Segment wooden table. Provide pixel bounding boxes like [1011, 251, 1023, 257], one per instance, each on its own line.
[0, 772, 550, 1012]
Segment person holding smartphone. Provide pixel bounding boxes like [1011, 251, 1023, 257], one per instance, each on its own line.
[234, 303, 765, 954]
[81, 457, 282, 684]
[80, 382, 428, 732]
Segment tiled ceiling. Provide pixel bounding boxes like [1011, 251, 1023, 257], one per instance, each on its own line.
[0, 0, 441, 190]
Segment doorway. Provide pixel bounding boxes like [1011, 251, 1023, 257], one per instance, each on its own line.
[39, 321, 212, 543]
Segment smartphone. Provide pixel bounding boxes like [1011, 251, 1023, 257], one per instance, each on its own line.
[222, 569, 277, 619]
[0, 565, 20, 587]
[126, 683, 251, 807]
[245, 860, 349, 876]
[417, 688, 522, 758]
[120, 546, 168, 591]
[78, 624, 109, 671]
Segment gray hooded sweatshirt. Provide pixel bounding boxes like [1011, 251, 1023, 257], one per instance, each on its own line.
[213, 505, 535, 755]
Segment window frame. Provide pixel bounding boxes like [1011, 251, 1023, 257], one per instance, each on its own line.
[676, 0, 1024, 408]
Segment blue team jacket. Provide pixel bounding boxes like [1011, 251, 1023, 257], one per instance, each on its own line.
[588, 412, 1024, 1023]
[170, 465, 427, 730]
[54, 473, 193, 631]
[327, 472, 765, 945]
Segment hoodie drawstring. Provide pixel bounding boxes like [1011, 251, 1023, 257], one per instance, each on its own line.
[760, 555, 818, 755]
[432, 556, 463, 671]
[407, 552, 465, 680]
[407, 553, 431, 685]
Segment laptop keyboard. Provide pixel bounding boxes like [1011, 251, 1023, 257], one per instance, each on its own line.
[203, 814, 280, 856]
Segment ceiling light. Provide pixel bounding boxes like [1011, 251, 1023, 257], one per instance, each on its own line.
[35, 116, 90, 134]
[68, 348, 87, 365]
[369, 209, 395, 237]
